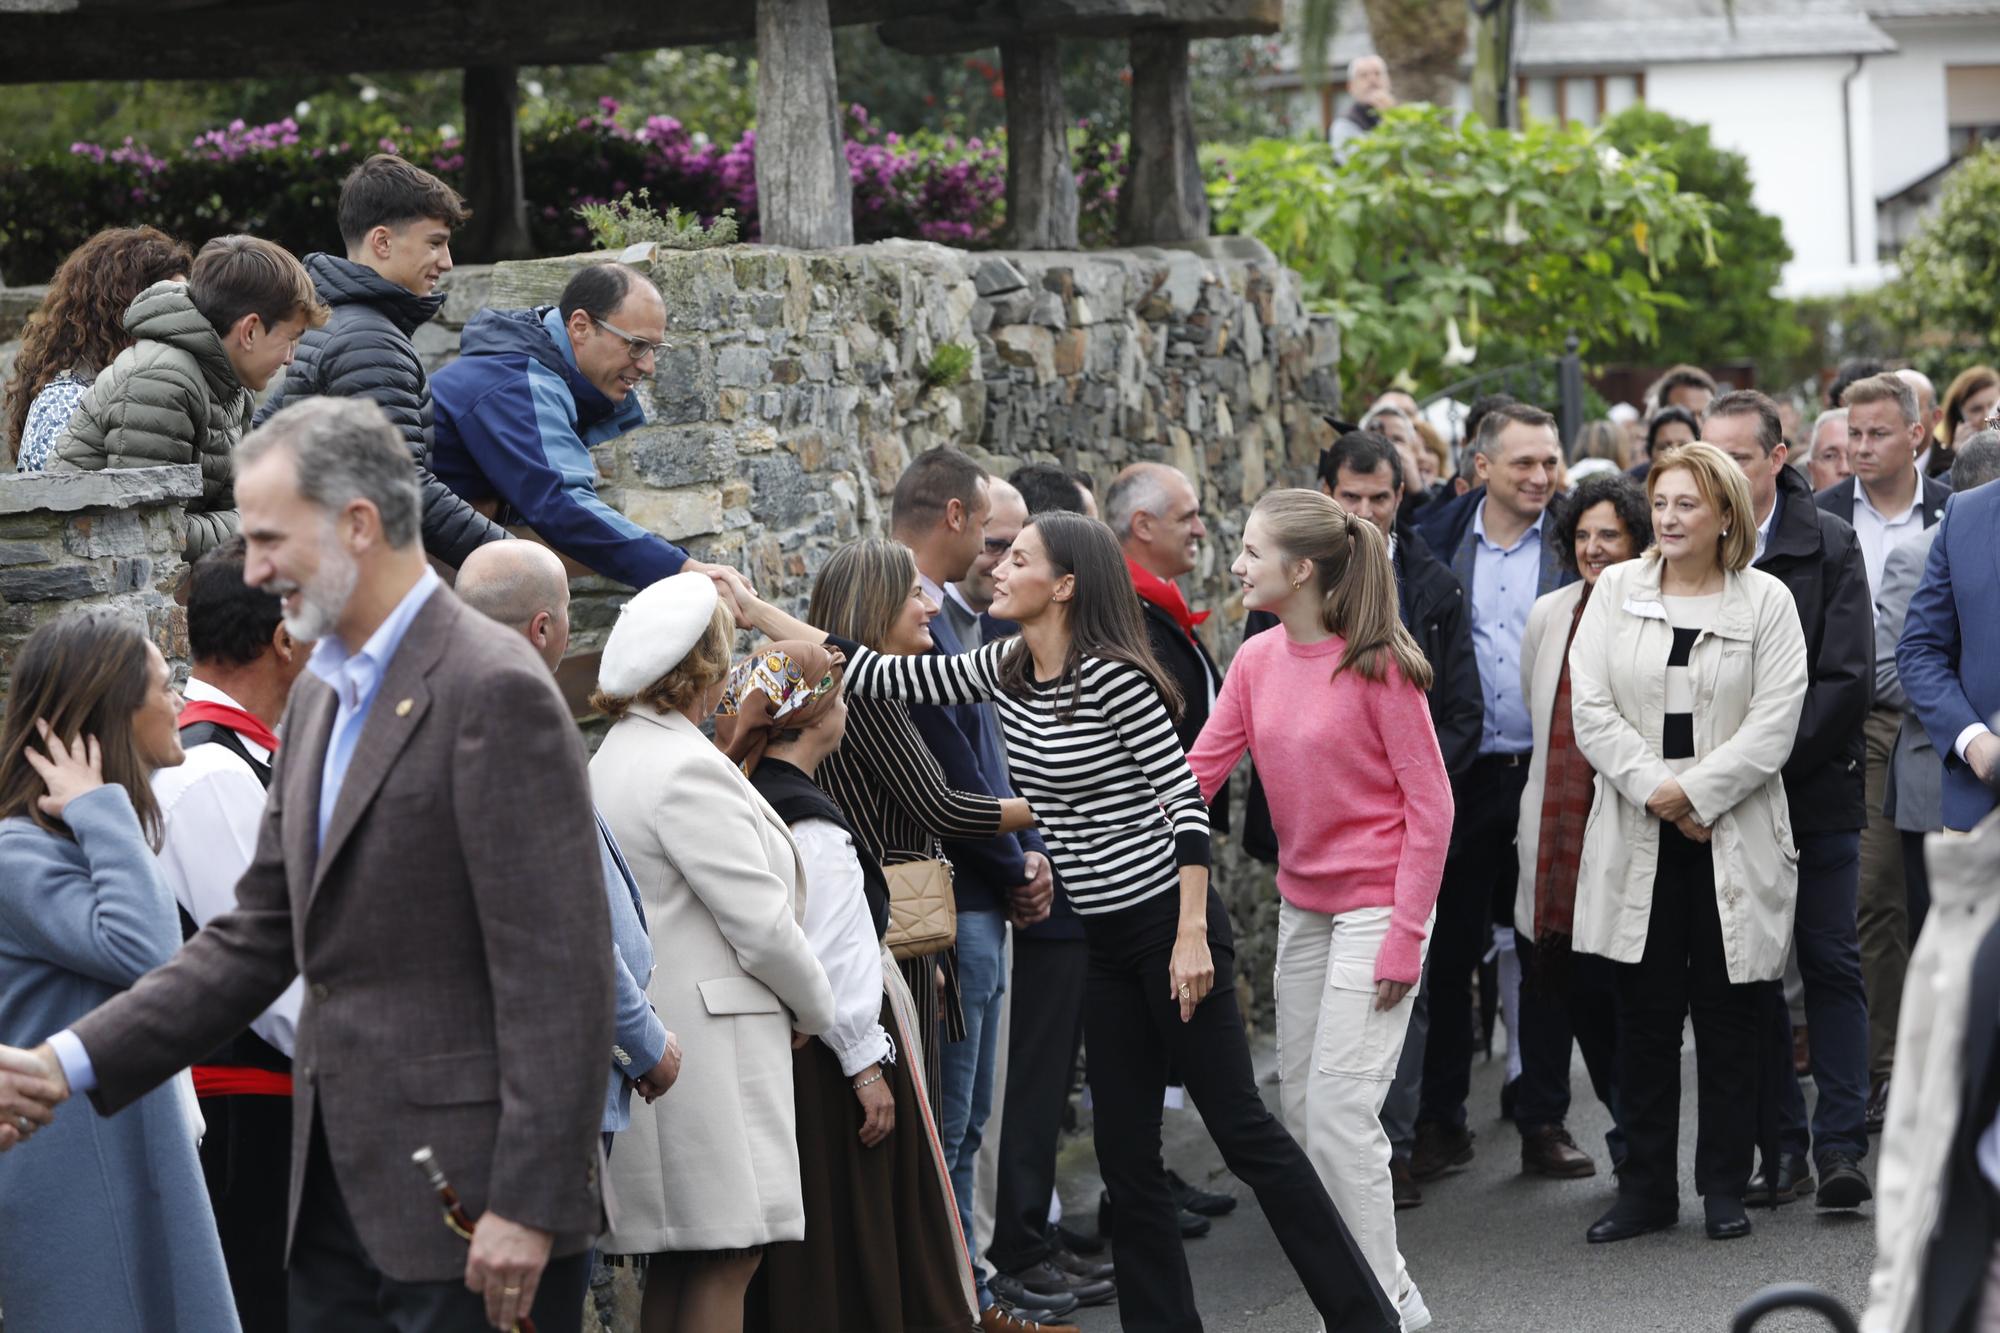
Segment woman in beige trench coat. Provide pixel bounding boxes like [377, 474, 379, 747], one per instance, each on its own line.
[1565, 443, 1808, 1247]
[589, 573, 838, 1333]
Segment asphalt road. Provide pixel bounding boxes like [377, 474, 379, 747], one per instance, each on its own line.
[1058, 1031, 1874, 1333]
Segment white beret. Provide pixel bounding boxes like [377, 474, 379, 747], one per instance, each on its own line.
[597, 571, 722, 697]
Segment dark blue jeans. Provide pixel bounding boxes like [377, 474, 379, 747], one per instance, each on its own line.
[1513, 932, 1625, 1164]
[1775, 829, 1871, 1165]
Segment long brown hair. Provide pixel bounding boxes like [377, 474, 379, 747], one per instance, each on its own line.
[807, 538, 916, 651]
[994, 510, 1183, 722]
[0, 610, 165, 844]
[1253, 489, 1433, 690]
[4, 226, 194, 460]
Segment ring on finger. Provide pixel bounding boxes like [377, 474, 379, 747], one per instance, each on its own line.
[501, 1285, 521, 1296]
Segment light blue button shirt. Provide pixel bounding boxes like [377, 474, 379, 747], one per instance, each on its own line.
[309, 568, 440, 852]
[1470, 500, 1543, 756]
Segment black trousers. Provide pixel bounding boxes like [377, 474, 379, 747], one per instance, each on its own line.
[1420, 755, 1528, 1131]
[1903, 828, 1931, 942]
[290, 1117, 592, 1333]
[1613, 822, 1763, 1210]
[988, 935, 1089, 1275]
[1084, 887, 1396, 1333]
[1512, 932, 1623, 1160]
[198, 1092, 295, 1332]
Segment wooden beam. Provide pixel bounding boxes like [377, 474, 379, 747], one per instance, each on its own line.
[458, 66, 534, 262]
[755, 0, 854, 249]
[1002, 35, 1078, 249]
[882, 0, 1279, 56]
[1118, 27, 1208, 245]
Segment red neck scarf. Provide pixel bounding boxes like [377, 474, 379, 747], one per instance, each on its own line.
[1126, 557, 1209, 646]
[1533, 586, 1595, 945]
[178, 700, 280, 754]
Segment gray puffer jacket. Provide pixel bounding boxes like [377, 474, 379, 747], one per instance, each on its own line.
[51, 280, 250, 556]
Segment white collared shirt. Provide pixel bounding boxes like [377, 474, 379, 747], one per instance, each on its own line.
[1852, 477, 1928, 599]
[151, 679, 304, 1057]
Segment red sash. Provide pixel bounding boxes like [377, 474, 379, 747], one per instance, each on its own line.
[177, 700, 280, 753]
[192, 1066, 294, 1098]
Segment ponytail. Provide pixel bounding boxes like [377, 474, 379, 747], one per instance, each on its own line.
[1251, 489, 1434, 690]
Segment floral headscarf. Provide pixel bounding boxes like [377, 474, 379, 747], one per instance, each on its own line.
[713, 640, 845, 776]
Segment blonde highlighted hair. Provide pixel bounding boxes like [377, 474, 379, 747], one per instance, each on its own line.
[1250, 489, 1433, 690]
[807, 538, 917, 651]
[1645, 441, 1758, 572]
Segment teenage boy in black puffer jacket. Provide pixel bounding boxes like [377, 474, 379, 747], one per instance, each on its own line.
[257, 153, 508, 567]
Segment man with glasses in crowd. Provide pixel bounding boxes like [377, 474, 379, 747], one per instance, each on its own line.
[429, 261, 729, 588]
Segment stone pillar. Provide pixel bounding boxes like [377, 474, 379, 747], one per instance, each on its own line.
[458, 65, 535, 262]
[0, 465, 202, 698]
[1118, 28, 1209, 245]
[755, 0, 855, 249]
[1002, 36, 1079, 250]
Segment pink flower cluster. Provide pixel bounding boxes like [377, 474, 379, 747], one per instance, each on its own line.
[188, 117, 304, 162]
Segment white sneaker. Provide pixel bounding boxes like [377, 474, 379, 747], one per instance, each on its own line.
[1398, 1283, 1434, 1332]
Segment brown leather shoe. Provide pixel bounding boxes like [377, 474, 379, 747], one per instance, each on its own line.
[1409, 1120, 1475, 1182]
[1391, 1155, 1423, 1209]
[981, 1304, 1080, 1333]
[1520, 1122, 1597, 1178]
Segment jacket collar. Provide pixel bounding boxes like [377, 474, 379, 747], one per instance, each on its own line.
[1762, 465, 1825, 562]
[1617, 554, 1759, 642]
[305, 253, 446, 336]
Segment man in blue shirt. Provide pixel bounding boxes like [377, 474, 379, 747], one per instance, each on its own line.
[1407, 403, 1575, 1185]
[430, 262, 729, 590]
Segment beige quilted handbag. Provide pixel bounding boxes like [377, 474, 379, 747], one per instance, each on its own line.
[883, 857, 957, 960]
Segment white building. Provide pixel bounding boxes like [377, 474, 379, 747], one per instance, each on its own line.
[1268, 0, 2000, 296]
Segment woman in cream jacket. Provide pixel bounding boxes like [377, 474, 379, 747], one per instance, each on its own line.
[590, 573, 838, 1333]
[1566, 443, 1808, 1247]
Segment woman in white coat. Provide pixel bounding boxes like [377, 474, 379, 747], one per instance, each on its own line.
[591, 573, 838, 1333]
[1566, 443, 1808, 1247]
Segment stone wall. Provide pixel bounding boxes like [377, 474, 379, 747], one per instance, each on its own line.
[0, 238, 1337, 1018]
[0, 466, 200, 695]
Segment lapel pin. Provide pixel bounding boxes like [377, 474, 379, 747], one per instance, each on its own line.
[395, 698, 414, 717]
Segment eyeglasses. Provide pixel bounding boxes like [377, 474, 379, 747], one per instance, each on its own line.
[589, 314, 668, 364]
[983, 537, 1015, 556]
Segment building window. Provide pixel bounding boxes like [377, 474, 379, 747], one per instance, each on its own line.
[1520, 72, 1645, 127]
[1946, 64, 2000, 156]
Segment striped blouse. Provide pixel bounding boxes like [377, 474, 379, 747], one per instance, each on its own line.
[814, 695, 1008, 871]
[835, 636, 1211, 916]
[1661, 593, 1719, 775]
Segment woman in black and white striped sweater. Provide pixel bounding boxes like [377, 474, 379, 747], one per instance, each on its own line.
[714, 511, 1396, 1333]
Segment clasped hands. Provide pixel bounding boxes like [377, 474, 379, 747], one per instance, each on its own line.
[1008, 851, 1054, 927]
[0, 1043, 69, 1151]
[1646, 776, 1711, 844]
[632, 1031, 682, 1103]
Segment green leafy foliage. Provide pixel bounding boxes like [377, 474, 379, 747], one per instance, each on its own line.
[1207, 107, 1717, 409]
[1594, 106, 1804, 371]
[1888, 142, 2000, 358]
[575, 190, 738, 251]
[923, 343, 976, 389]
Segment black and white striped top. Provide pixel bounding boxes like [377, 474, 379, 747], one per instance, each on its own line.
[834, 635, 1211, 916]
[1662, 594, 1719, 775]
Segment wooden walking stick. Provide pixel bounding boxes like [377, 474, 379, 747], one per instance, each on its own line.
[412, 1146, 540, 1333]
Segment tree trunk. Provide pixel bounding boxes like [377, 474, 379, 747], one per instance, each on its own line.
[1360, 0, 1467, 109]
[1118, 29, 1208, 245]
[458, 66, 534, 261]
[1469, 0, 1520, 128]
[754, 0, 854, 249]
[1002, 36, 1079, 250]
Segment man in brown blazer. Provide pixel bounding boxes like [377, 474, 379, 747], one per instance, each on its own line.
[27, 396, 614, 1333]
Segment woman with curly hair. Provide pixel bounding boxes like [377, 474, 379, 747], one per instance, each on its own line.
[5, 226, 193, 470]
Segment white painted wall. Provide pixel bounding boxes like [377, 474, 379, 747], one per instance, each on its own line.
[1870, 19, 2000, 200]
[1646, 56, 1882, 295]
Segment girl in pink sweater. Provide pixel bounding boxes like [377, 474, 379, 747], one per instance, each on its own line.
[1188, 488, 1453, 1333]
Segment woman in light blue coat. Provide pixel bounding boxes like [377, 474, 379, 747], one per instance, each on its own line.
[0, 609, 239, 1332]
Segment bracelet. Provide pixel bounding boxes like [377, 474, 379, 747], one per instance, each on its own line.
[852, 1071, 885, 1090]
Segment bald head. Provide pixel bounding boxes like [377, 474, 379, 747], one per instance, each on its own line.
[456, 541, 572, 671]
[1898, 367, 1941, 442]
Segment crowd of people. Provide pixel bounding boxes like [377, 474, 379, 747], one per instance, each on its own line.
[0, 149, 1996, 1333]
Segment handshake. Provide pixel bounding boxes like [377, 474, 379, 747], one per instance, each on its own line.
[0, 1044, 69, 1150]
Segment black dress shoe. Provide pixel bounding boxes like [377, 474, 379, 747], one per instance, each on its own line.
[1095, 1189, 1211, 1239]
[1815, 1153, 1873, 1210]
[1747, 1151, 1813, 1207]
[1167, 1169, 1237, 1217]
[1704, 1196, 1751, 1240]
[1586, 1202, 1677, 1244]
[1048, 1243, 1114, 1282]
[1054, 1223, 1103, 1257]
[1499, 1075, 1519, 1123]
[1865, 1078, 1891, 1133]
[1391, 1156, 1423, 1210]
[989, 1274, 1084, 1316]
[1000, 1261, 1116, 1309]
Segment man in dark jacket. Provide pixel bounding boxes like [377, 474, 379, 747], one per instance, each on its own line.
[256, 154, 509, 568]
[1241, 432, 1484, 1205]
[430, 263, 727, 590]
[1708, 390, 1876, 1210]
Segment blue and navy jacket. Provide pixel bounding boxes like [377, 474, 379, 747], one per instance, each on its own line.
[430, 306, 687, 589]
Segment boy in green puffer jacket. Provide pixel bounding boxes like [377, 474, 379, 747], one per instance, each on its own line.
[52, 234, 327, 556]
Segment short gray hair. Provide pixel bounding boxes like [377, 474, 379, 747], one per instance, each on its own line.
[1952, 429, 2000, 492]
[237, 397, 421, 548]
[1104, 462, 1181, 540]
[1807, 408, 1847, 456]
